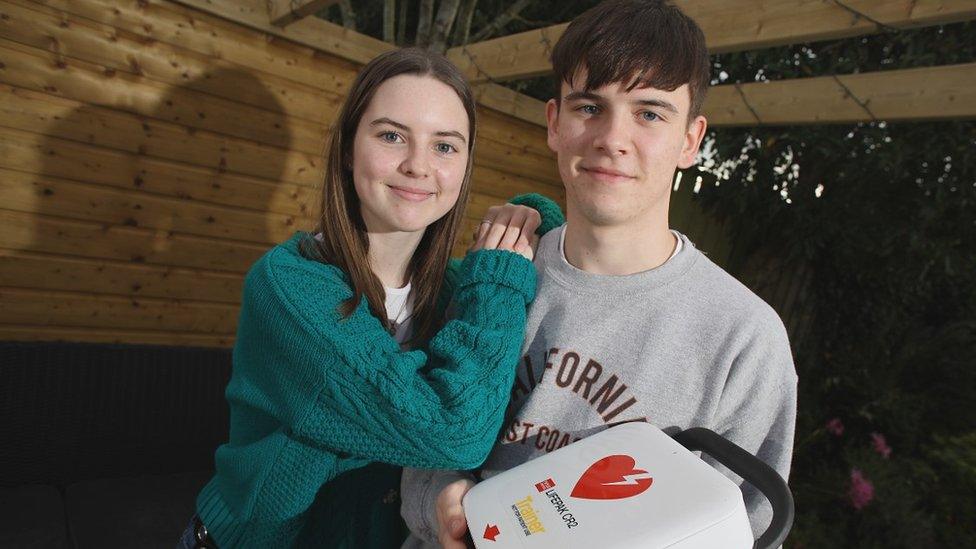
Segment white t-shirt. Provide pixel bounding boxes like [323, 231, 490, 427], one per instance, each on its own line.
[384, 282, 414, 346]
[314, 232, 414, 345]
[558, 228, 684, 265]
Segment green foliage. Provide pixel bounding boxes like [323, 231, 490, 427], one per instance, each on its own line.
[318, 0, 603, 47]
[694, 22, 976, 548]
[925, 432, 976, 546]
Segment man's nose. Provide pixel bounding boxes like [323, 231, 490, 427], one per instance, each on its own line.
[592, 112, 631, 156]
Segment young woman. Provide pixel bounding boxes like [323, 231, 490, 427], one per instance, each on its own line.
[178, 49, 560, 548]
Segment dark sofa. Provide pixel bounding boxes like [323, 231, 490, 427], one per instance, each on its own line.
[0, 342, 231, 548]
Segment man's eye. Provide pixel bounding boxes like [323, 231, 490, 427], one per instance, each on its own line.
[577, 104, 600, 115]
[435, 142, 458, 154]
[379, 131, 402, 143]
[640, 111, 659, 122]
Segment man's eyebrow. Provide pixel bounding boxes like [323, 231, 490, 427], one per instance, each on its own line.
[563, 91, 603, 103]
[635, 98, 679, 114]
[371, 117, 466, 143]
[564, 92, 679, 115]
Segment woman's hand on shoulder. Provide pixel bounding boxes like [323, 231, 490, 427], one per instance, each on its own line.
[470, 204, 541, 261]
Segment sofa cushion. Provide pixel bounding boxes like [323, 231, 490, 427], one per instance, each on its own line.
[0, 484, 67, 548]
[0, 341, 230, 487]
[65, 470, 210, 549]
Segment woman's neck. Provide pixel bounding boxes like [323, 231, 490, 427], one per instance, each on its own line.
[367, 230, 426, 288]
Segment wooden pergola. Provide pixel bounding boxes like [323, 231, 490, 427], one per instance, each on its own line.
[197, 0, 976, 126]
[2, 6, 970, 546]
[0, 0, 973, 348]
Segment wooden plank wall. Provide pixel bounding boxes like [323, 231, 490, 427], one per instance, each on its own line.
[0, 0, 564, 348]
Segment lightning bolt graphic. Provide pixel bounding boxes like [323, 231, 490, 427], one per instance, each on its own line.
[602, 472, 653, 486]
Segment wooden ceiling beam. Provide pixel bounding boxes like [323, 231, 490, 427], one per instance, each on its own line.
[268, 0, 340, 28]
[168, 1, 976, 129]
[172, 0, 392, 65]
[705, 62, 976, 126]
[448, 0, 976, 83]
[171, 0, 549, 126]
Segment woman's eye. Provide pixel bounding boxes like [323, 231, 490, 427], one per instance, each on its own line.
[640, 111, 660, 122]
[435, 142, 458, 154]
[379, 131, 402, 143]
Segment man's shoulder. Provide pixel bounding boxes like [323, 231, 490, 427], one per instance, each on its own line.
[538, 223, 563, 249]
[687, 248, 785, 331]
[685, 250, 796, 385]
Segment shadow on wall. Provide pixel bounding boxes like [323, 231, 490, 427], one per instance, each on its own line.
[25, 66, 303, 273]
[3, 67, 303, 485]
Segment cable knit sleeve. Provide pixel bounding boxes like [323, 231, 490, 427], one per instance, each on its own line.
[245, 246, 536, 470]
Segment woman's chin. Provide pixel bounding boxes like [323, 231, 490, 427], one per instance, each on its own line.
[364, 202, 453, 235]
[383, 216, 438, 235]
[391, 209, 452, 233]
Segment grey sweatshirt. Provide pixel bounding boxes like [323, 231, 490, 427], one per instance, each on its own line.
[400, 226, 798, 546]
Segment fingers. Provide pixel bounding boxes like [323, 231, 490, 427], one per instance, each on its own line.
[437, 518, 468, 549]
[521, 207, 542, 238]
[513, 209, 541, 260]
[476, 219, 491, 241]
[498, 208, 529, 250]
[513, 233, 534, 261]
[436, 480, 475, 549]
[436, 509, 469, 548]
[469, 220, 491, 252]
[473, 204, 541, 257]
[470, 205, 506, 252]
[482, 209, 514, 250]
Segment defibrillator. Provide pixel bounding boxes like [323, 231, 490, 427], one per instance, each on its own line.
[462, 422, 793, 548]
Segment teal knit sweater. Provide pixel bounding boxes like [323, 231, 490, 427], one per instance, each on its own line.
[196, 194, 563, 547]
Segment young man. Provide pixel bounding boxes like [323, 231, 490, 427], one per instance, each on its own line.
[401, 1, 797, 547]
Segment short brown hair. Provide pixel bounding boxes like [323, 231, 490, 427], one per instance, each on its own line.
[551, 0, 710, 118]
[303, 48, 477, 344]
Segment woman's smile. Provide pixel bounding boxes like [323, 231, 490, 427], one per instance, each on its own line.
[388, 184, 436, 202]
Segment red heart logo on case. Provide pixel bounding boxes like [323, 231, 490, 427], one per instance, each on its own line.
[571, 454, 653, 500]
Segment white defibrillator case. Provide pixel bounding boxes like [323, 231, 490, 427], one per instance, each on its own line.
[463, 422, 793, 549]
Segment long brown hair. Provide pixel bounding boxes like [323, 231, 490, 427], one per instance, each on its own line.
[302, 48, 477, 344]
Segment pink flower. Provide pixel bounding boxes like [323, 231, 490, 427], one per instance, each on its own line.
[870, 432, 892, 459]
[826, 417, 844, 436]
[847, 468, 875, 510]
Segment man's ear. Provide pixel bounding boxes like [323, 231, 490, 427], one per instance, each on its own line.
[546, 98, 560, 153]
[678, 115, 708, 169]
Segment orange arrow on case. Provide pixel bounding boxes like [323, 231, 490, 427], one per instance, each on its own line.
[483, 523, 500, 541]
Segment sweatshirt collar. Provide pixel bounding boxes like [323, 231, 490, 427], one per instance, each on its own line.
[538, 224, 699, 294]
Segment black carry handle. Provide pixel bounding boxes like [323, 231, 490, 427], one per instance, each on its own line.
[671, 428, 794, 549]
